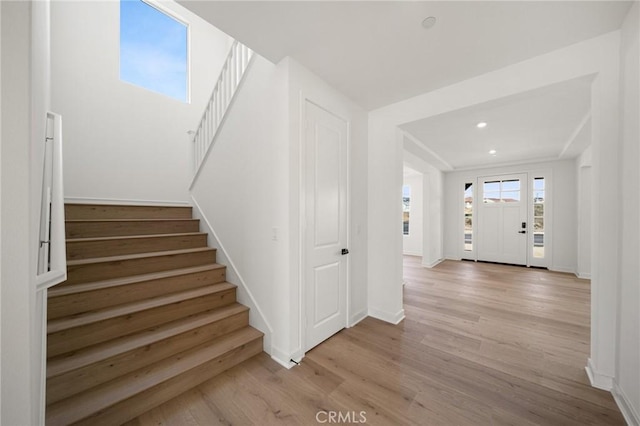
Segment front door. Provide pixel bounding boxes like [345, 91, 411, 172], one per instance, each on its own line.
[477, 173, 528, 265]
[304, 101, 348, 351]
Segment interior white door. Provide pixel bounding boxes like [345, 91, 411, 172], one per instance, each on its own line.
[477, 173, 528, 265]
[304, 101, 348, 351]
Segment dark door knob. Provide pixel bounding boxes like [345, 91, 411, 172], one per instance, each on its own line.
[341, 248, 349, 255]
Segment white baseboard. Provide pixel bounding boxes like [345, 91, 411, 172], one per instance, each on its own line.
[270, 346, 300, 370]
[403, 251, 422, 257]
[576, 272, 591, 279]
[550, 265, 576, 275]
[64, 196, 189, 206]
[613, 380, 640, 426]
[585, 358, 614, 391]
[423, 258, 444, 268]
[368, 307, 405, 325]
[349, 310, 367, 327]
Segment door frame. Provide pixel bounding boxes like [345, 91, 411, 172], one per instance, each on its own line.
[460, 169, 552, 269]
[298, 95, 351, 357]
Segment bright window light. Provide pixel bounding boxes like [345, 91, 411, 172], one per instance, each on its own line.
[120, 0, 188, 102]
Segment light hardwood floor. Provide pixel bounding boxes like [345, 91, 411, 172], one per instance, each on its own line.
[126, 257, 624, 425]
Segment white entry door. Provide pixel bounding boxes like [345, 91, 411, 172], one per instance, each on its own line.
[304, 101, 348, 352]
[477, 174, 528, 265]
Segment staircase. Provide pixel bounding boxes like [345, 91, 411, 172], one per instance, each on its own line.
[45, 203, 263, 426]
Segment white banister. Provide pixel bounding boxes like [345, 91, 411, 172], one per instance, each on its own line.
[190, 40, 254, 183]
[36, 111, 67, 290]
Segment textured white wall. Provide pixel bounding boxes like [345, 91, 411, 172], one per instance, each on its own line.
[51, 0, 233, 203]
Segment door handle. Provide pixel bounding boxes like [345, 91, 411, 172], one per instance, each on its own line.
[518, 230, 526, 234]
[341, 248, 349, 255]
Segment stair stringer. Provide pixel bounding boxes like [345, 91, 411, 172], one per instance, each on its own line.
[190, 196, 275, 357]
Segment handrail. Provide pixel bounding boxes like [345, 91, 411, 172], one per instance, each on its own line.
[36, 111, 67, 290]
[190, 40, 254, 185]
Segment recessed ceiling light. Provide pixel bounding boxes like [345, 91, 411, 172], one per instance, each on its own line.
[421, 16, 437, 29]
[489, 149, 497, 155]
[477, 122, 487, 128]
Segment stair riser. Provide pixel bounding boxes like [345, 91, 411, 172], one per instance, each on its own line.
[66, 220, 200, 238]
[65, 250, 216, 285]
[48, 268, 226, 320]
[69, 337, 263, 426]
[47, 288, 236, 358]
[46, 309, 249, 405]
[65, 204, 193, 220]
[66, 234, 208, 260]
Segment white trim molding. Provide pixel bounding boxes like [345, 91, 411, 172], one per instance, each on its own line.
[613, 381, 640, 426]
[64, 196, 190, 206]
[349, 310, 367, 327]
[423, 258, 444, 269]
[585, 358, 614, 391]
[368, 307, 405, 325]
[270, 346, 300, 370]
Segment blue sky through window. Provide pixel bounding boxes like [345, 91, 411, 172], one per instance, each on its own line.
[120, 0, 188, 102]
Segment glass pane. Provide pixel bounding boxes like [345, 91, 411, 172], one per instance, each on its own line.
[533, 245, 545, 258]
[484, 181, 500, 192]
[534, 191, 545, 202]
[502, 179, 520, 191]
[534, 203, 544, 217]
[534, 177, 545, 190]
[120, 0, 188, 102]
[484, 192, 501, 203]
[502, 191, 520, 202]
[403, 185, 410, 235]
[534, 217, 544, 231]
[533, 233, 544, 258]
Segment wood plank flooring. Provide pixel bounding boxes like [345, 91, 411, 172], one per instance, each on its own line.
[126, 257, 624, 425]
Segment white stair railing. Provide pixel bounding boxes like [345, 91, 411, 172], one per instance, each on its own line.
[190, 40, 254, 183]
[36, 111, 67, 290]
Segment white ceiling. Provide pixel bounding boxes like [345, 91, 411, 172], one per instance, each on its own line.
[400, 76, 593, 169]
[178, 1, 630, 111]
[178, 0, 630, 170]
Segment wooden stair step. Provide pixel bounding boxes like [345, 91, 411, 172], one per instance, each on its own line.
[47, 283, 237, 358]
[66, 232, 208, 260]
[45, 327, 264, 426]
[46, 303, 250, 405]
[65, 247, 216, 285]
[65, 218, 200, 238]
[48, 264, 226, 319]
[65, 203, 193, 220]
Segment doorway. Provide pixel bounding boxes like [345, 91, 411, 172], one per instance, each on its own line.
[477, 173, 529, 265]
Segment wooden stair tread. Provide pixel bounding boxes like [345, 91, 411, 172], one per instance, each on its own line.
[49, 264, 225, 298]
[67, 247, 215, 267]
[48, 283, 236, 334]
[47, 303, 249, 378]
[66, 218, 199, 223]
[46, 327, 263, 426]
[66, 232, 206, 243]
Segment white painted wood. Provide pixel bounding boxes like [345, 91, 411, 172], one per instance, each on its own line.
[477, 173, 528, 265]
[304, 101, 348, 351]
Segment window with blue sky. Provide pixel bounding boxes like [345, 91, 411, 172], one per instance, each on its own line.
[120, 0, 188, 102]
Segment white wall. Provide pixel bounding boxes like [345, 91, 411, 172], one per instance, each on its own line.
[191, 54, 289, 361]
[51, 0, 233, 203]
[191, 55, 369, 366]
[1, 2, 36, 424]
[402, 173, 423, 256]
[614, 2, 640, 423]
[443, 160, 577, 272]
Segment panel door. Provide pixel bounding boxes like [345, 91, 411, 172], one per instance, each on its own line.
[477, 174, 528, 265]
[304, 101, 348, 351]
